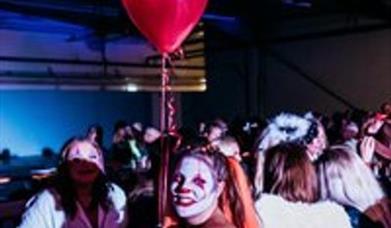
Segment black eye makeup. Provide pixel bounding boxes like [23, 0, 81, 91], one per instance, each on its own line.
[89, 153, 98, 159]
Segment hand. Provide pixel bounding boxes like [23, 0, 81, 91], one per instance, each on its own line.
[360, 136, 375, 163]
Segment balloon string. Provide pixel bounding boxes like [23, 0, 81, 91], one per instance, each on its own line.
[161, 53, 169, 132]
[166, 51, 182, 150]
[166, 48, 185, 134]
[162, 55, 176, 134]
[165, 50, 183, 135]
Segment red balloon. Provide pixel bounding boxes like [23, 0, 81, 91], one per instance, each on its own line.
[122, 0, 208, 54]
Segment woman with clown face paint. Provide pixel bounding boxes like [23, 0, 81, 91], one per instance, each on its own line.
[171, 154, 224, 225]
[167, 146, 260, 228]
[19, 138, 128, 228]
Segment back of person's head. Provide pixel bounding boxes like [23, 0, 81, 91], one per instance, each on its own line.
[114, 120, 127, 133]
[113, 120, 129, 144]
[86, 124, 104, 146]
[215, 136, 241, 161]
[143, 126, 161, 144]
[263, 143, 319, 203]
[203, 119, 228, 142]
[317, 146, 385, 211]
[341, 121, 359, 141]
[254, 113, 327, 198]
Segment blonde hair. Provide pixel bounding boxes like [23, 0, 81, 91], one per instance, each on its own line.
[317, 145, 385, 211]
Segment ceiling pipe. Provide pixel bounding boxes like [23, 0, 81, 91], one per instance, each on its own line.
[0, 56, 205, 70]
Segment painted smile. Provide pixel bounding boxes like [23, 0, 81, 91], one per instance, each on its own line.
[174, 196, 197, 207]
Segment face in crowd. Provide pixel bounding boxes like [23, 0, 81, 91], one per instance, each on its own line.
[306, 124, 327, 161]
[65, 141, 104, 185]
[170, 155, 222, 219]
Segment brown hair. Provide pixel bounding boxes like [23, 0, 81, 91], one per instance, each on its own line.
[263, 143, 319, 203]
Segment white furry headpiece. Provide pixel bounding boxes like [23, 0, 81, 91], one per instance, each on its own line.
[257, 112, 317, 153]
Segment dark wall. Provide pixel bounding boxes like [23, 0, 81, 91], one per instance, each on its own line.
[262, 29, 391, 115]
[181, 26, 261, 127]
[182, 26, 391, 126]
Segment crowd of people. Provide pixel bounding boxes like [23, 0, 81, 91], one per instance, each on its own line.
[17, 101, 391, 227]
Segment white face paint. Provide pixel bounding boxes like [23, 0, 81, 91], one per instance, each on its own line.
[67, 142, 104, 171]
[170, 156, 219, 218]
[66, 141, 104, 185]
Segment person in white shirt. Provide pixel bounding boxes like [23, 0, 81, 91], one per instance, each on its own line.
[255, 143, 350, 228]
[254, 113, 328, 197]
[19, 138, 128, 228]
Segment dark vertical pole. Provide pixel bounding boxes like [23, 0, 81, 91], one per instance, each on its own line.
[158, 54, 169, 227]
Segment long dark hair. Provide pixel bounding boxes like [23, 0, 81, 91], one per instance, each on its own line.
[49, 137, 113, 218]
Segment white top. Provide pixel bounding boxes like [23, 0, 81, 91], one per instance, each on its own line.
[19, 183, 128, 228]
[255, 194, 351, 228]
